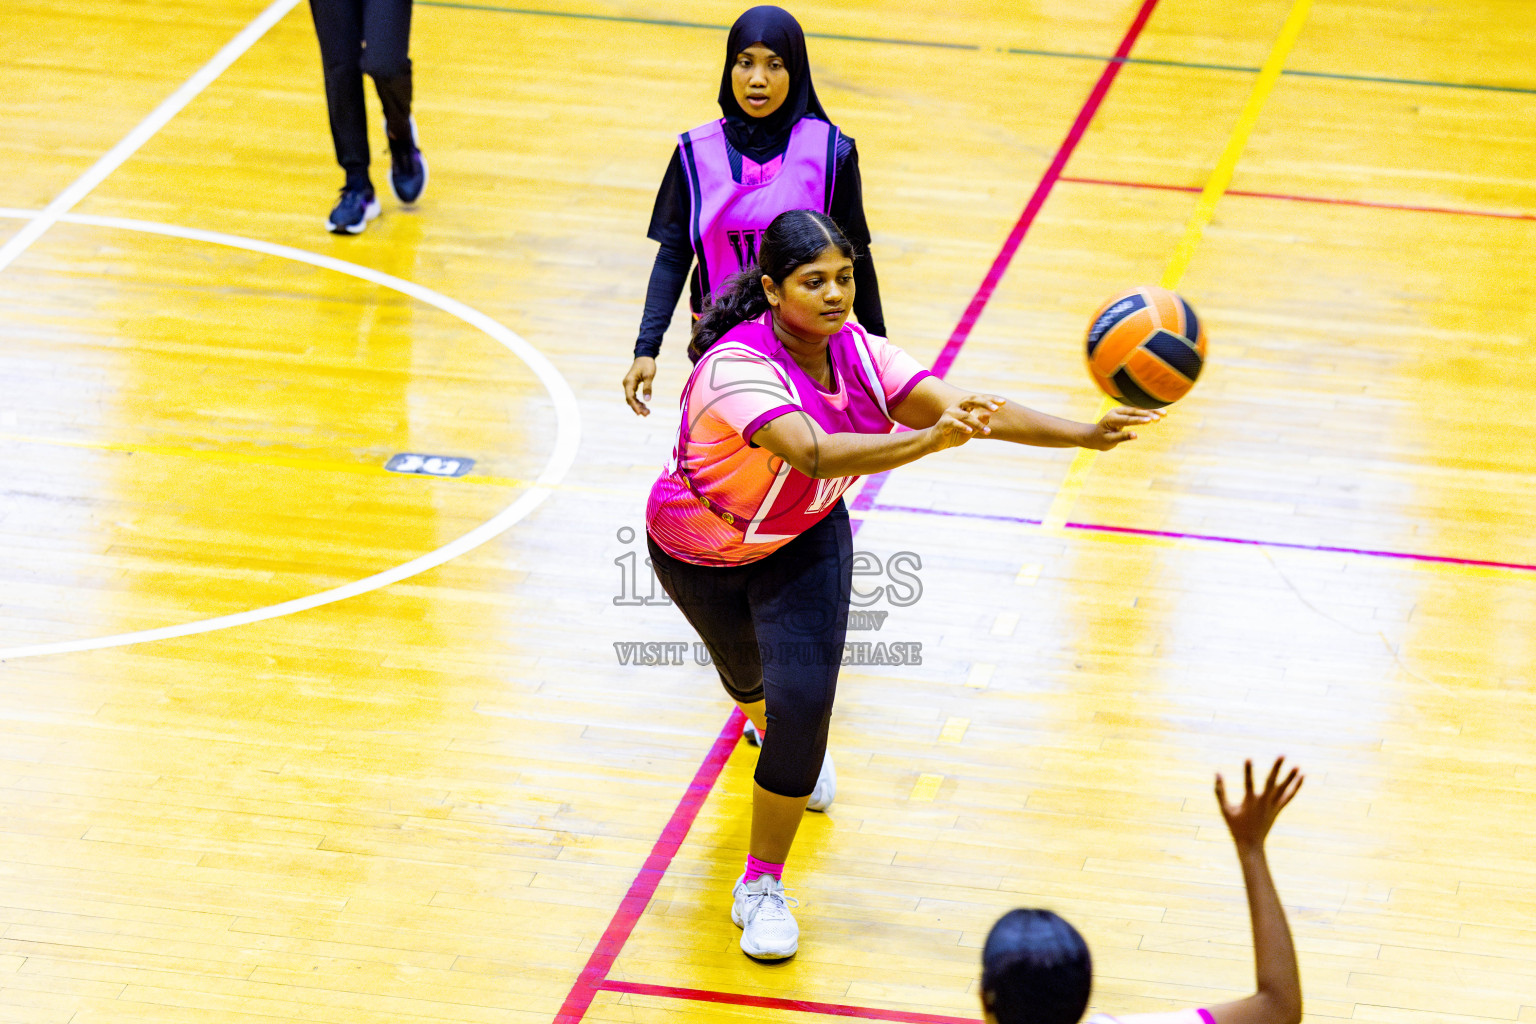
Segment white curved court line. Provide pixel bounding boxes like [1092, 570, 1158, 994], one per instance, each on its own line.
[0, 0, 302, 275]
[0, 212, 581, 661]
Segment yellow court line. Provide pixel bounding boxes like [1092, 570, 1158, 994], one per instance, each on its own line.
[1040, 0, 1314, 532]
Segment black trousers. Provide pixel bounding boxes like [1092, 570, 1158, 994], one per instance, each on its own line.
[309, 0, 414, 189]
[647, 504, 852, 799]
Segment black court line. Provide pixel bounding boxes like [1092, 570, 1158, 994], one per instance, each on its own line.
[1008, 48, 1536, 95]
[417, 0, 1536, 96]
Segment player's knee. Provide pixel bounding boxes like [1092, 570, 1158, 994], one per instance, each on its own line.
[361, 55, 411, 81]
[322, 58, 362, 83]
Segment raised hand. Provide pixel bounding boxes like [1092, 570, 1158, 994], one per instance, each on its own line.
[1216, 757, 1304, 852]
[1208, 757, 1306, 1024]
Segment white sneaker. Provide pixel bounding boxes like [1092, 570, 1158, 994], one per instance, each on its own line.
[805, 749, 836, 812]
[731, 873, 799, 960]
[742, 719, 761, 746]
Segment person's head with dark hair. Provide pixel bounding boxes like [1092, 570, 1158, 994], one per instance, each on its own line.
[689, 208, 856, 363]
[718, 6, 829, 163]
[980, 909, 1093, 1024]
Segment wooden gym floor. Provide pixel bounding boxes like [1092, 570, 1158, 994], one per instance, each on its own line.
[2, 0, 1535, 1021]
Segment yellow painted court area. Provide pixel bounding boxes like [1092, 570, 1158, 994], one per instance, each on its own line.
[2, 1, 1536, 1022]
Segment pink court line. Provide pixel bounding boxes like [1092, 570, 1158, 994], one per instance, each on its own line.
[599, 980, 981, 1023]
[1059, 174, 1536, 221]
[553, 4, 1162, 1021]
[1068, 519, 1536, 573]
[860, 502, 1536, 573]
[851, 0, 1163, 522]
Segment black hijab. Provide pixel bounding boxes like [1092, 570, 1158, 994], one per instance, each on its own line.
[717, 6, 829, 163]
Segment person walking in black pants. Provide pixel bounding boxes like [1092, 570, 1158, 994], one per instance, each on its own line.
[309, 0, 427, 234]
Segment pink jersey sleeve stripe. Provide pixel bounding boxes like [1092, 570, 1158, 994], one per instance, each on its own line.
[741, 404, 801, 447]
[888, 369, 933, 409]
[1197, 1010, 1215, 1024]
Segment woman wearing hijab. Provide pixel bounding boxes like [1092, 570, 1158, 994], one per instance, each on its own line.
[622, 5, 888, 415]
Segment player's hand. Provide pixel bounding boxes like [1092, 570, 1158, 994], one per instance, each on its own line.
[1216, 757, 1304, 853]
[927, 395, 1001, 452]
[1082, 406, 1163, 450]
[624, 356, 657, 416]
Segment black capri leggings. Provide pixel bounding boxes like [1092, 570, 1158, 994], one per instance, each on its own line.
[647, 503, 852, 799]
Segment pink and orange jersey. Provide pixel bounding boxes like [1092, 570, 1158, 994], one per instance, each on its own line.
[647, 313, 930, 565]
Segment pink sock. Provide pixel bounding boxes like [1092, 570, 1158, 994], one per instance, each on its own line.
[744, 855, 784, 883]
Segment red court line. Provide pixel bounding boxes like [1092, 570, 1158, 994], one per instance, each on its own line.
[1060, 174, 1536, 221]
[600, 980, 981, 1023]
[932, 0, 1161, 379]
[554, 6, 1162, 1022]
[851, 0, 1163, 521]
[552, 707, 746, 1024]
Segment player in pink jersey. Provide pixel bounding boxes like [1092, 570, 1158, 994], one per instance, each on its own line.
[981, 758, 1305, 1024]
[623, 5, 887, 416]
[644, 209, 1159, 960]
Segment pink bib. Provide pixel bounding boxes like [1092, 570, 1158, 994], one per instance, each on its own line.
[677, 117, 839, 303]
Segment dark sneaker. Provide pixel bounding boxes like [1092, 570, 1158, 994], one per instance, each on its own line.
[326, 187, 380, 234]
[386, 115, 427, 205]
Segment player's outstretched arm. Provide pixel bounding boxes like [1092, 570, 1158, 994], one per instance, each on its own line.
[1208, 758, 1305, 1024]
[752, 396, 996, 480]
[890, 377, 1159, 450]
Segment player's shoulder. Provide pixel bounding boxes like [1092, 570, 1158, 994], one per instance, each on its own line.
[844, 321, 903, 359]
[706, 318, 775, 361]
[835, 130, 857, 163]
[695, 334, 793, 392]
[681, 117, 726, 142]
[841, 320, 882, 345]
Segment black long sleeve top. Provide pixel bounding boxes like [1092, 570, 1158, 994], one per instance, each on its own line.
[633, 130, 887, 359]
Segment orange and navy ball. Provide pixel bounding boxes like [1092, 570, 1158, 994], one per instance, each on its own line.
[1085, 286, 1206, 409]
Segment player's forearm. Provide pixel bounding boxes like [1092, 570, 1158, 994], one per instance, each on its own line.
[985, 402, 1095, 448]
[802, 428, 936, 478]
[1237, 844, 1302, 1023]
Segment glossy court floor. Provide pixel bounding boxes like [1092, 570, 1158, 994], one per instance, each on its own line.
[2, 0, 1535, 1021]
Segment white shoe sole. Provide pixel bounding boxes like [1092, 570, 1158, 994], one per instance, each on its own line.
[327, 198, 381, 234]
